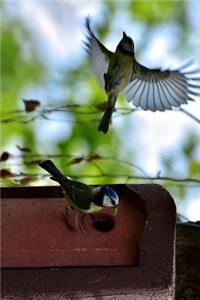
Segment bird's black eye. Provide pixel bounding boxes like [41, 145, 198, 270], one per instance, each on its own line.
[128, 38, 133, 44]
[125, 37, 133, 47]
[122, 35, 134, 49]
[111, 198, 117, 206]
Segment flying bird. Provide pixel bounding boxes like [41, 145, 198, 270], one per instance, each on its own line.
[85, 17, 200, 133]
[39, 160, 119, 231]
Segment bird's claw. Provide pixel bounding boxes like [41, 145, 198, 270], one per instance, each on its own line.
[63, 207, 76, 232]
[63, 207, 89, 234]
[77, 213, 90, 235]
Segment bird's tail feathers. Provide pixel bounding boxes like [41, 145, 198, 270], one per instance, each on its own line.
[98, 106, 113, 134]
[98, 95, 117, 133]
[39, 160, 67, 182]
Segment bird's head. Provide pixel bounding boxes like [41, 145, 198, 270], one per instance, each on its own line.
[100, 186, 119, 209]
[117, 31, 134, 54]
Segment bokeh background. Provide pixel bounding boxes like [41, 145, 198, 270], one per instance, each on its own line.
[1, 0, 200, 221]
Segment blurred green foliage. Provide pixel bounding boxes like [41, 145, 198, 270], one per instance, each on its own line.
[1, 15, 45, 150]
[129, 1, 187, 25]
[0, 0, 199, 209]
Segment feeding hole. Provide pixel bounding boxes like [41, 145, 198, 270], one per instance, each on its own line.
[92, 213, 115, 233]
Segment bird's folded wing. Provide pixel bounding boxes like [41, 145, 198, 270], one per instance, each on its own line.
[70, 181, 93, 210]
[123, 60, 200, 111]
[84, 17, 113, 89]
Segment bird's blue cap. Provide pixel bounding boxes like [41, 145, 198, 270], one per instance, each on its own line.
[101, 186, 119, 207]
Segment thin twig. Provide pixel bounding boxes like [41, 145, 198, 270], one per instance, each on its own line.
[1, 104, 199, 125]
[179, 108, 200, 125]
[2, 172, 199, 184]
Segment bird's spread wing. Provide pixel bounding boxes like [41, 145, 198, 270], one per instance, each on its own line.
[84, 17, 113, 89]
[123, 61, 200, 111]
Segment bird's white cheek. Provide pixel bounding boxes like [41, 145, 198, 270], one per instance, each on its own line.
[115, 196, 119, 206]
[103, 195, 112, 207]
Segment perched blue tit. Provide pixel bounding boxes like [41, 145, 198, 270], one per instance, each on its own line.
[39, 160, 119, 229]
[85, 17, 200, 133]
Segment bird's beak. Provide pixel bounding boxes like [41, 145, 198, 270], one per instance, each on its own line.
[123, 31, 127, 39]
[111, 207, 118, 216]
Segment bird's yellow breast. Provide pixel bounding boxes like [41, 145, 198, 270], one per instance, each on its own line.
[67, 198, 103, 214]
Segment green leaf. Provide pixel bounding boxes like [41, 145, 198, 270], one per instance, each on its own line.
[189, 161, 200, 176]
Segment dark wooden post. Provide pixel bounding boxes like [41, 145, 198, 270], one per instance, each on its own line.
[176, 222, 200, 300]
